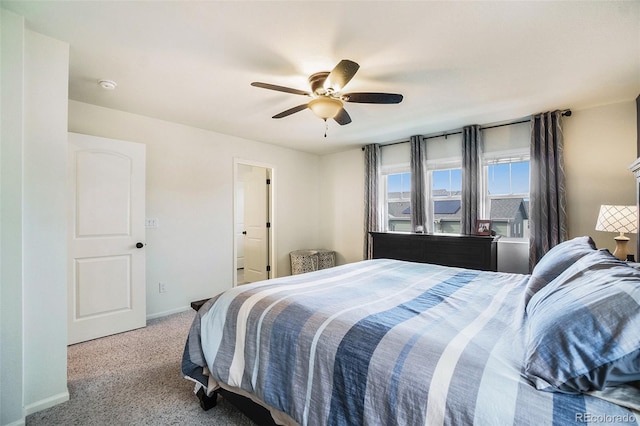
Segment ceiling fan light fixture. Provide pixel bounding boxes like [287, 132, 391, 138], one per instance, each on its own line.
[308, 97, 343, 120]
[251, 59, 402, 125]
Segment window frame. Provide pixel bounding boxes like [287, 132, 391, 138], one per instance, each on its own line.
[427, 158, 462, 234]
[380, 165, 411, 232]
[482, 148, 530, 240]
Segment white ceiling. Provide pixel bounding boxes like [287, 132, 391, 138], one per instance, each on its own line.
[3, 1, 640, 155]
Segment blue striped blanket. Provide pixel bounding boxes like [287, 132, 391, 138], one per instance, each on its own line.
[182, 259, 638, 425]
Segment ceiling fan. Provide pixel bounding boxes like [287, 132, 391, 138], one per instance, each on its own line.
[251, 59, 403, 127]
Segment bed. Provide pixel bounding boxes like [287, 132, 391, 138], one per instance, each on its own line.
[182, 236, 640, 425]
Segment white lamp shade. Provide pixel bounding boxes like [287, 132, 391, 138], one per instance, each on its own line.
[308, 97, 343, 119]
[595, 205, 638, 234]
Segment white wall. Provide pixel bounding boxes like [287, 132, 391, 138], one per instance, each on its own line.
[1, 9, 26, 426]
[68, 101, 322, 317]
[319, 148, 365, 264]
[22, 29, 70, 416]
[564, 100, 637, 255]
[1, 12, 70, 424]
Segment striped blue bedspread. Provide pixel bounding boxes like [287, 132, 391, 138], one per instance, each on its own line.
[182, 259, 638, 425]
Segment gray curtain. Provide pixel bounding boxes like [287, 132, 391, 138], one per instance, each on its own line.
[461, 125, 482, 235]
[529, 111, 568, 270]
[410, 135, 428, 232]
[364, 144, 381, 259]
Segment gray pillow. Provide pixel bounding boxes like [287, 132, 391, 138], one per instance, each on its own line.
[524, 236, 596, 304]
[525, 249, 640, 393]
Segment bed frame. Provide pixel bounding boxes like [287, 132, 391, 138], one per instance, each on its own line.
[191, 299, 279, 425]
[196, 387, 278, 425]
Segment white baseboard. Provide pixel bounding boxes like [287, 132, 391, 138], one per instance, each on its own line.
[4, 417, 26, 426]
[23, 389, 69, 416]
[146, 305, 191, 321]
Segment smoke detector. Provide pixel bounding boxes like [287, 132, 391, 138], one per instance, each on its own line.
[98, 79, 117, 90]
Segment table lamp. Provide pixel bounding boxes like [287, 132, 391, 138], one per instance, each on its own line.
[595, 205, 638, 260]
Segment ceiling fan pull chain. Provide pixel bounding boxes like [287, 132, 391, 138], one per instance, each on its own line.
[324, 119, 328, 138]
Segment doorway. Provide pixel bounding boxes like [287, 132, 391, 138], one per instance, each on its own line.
[233, 159, 275, 286]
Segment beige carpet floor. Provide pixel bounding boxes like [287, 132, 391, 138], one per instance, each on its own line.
[26, 309, 254, 425]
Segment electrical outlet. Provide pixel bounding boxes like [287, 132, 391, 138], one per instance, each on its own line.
[158, 282, 167, 293]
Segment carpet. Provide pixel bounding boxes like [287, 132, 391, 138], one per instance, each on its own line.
[26, 310, 254, 425]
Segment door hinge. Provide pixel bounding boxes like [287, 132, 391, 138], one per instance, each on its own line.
[266, 265, 271, 272]
[266, 178, 271, 185]
[266, 222, 271, 228]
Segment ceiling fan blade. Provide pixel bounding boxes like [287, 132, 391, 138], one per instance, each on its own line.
[333, 108, 352, 125]
[325, 60, 360, 91]
[342, 92, 403, 104]
[272, 103, 309, 119]
[251, 82, 311, 97]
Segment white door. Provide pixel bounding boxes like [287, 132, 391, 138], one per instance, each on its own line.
[68, 133, 146, 344]
[243, 166, 269, 283]
[236, 180, 245, 269]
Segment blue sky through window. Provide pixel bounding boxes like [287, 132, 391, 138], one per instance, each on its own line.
[388, 162, 528, 196]
[388, 173, 411, 193]
[488, 161, 529, 194]
[432, 169, 461, 196]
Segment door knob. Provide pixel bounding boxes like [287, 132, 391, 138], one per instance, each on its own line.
[242, 231, 247, 235]
[136, 242, 145, 249]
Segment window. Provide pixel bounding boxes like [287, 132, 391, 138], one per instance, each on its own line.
[379, 143, 412, 232]
[431, 167, 461, 234]
[484, 156, 530, 239]
[384, 172, 411, 231]
[375, 123, 529, 237]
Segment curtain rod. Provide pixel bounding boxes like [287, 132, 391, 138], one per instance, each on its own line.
[367, 109, 572, 149]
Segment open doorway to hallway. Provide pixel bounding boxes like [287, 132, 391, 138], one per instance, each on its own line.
[233, 159, 275, 286]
